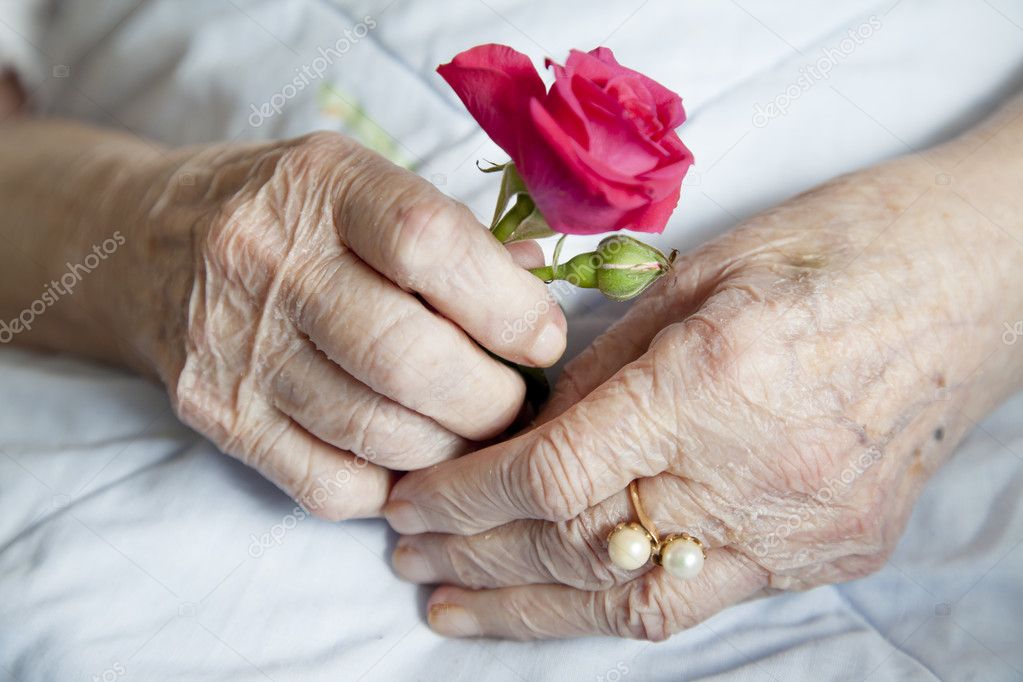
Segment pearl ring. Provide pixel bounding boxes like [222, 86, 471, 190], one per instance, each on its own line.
[607, 480, 705, 580]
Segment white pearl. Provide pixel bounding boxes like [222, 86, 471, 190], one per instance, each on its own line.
[608, 524, 653, 570]
[660, 537, 704, 580]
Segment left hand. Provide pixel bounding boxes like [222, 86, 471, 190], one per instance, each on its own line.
[383, 142, 1023, 639]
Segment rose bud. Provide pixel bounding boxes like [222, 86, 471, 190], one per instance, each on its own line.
[593, 235, 676, 301]
[531, 235, 676, 302]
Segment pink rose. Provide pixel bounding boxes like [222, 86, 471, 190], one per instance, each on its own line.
[438, 44, 693, 235]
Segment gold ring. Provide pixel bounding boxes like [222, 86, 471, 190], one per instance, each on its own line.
[607, 480, 706, 579]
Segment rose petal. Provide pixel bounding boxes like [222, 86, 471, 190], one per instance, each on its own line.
[616, 184, 682, 234]
[437, 44, 546, 158]
[543, 60, 590, 146]
[570, 76, 664, 175]
[570, 47, 686, 129]
[519, 100, 644, 234]
[637, 136, 693, 184]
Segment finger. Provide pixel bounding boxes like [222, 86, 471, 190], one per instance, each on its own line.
[224, 400, 392, 521]
[268, 339, 468, 469]
[393, 474, 725, 590]
[331, 144, 567, 366]
[505, 240, 545, 269]
[285, 249, 526, 441]
[386, 328, 703, 535]
[424, 548, 765, 640]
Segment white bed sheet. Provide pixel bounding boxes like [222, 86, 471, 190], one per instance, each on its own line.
[2, 1, 1022, 679]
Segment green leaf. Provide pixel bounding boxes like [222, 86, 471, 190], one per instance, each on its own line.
[501, 205, 557, 242]
[487, 164, 558, 242]
[476, 160, 508, 174]
[489, 164, 527, 229]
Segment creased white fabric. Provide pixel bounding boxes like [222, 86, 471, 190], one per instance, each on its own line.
[2, 1, 1022, 680]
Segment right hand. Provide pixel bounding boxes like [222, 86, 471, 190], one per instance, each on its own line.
[385, 153, 1023, 639]
[117, 132, 566, 520]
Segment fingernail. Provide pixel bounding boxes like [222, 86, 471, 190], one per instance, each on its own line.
[392, 544, 433, 583]
[384, 501, 428, 535]
[529, 321, 566, 366]
[428, 603, 482, 638]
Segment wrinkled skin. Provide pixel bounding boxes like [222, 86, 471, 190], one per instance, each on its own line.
[1, 119, 566, 521]
[4, 73, 1022, 644]
[386, 136, 1023, 640]
[112, 133, 566, 520]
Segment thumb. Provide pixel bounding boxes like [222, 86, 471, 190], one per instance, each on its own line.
[385, 326, 706, 536]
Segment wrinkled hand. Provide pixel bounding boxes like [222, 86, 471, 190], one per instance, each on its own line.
[386, 155, 1023, 639]
[123, 133, 565, 520]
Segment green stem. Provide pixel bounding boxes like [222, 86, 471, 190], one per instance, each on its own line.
[491, 195, 533, 243]
[528, 252, 599, 288]
[528, 265, 556, 281]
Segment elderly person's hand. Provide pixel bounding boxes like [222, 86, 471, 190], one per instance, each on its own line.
[0, 122, 565, 520]
[385, 97, 1023, 639]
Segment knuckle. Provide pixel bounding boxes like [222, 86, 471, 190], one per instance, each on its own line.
[523, 425, 596, 522]
[388, 193, 464, 289]
[543, 515, 620, 590]
[267, 348, 315, 412]
[611, 580, 688, 641]
[646, 319, 688, 350]
[263, 345, 435, 465]
[341, 393, 391, 453]
[346, 397, 450, 465]
[679, 285, 776, 388]
[675, 305, 737, 382]
[357, 306, 424, 388]
[443, 538, 492, 589]
[281, 254, 350, 330]
[495, 590, 554, 641]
